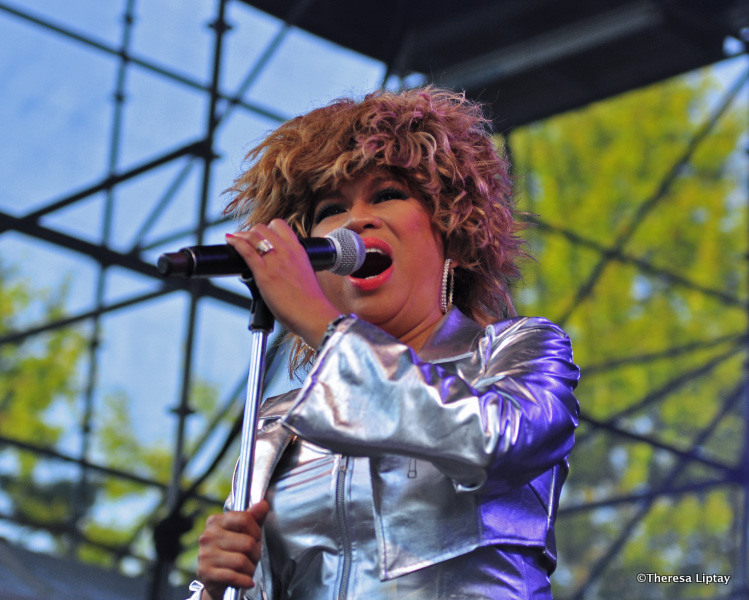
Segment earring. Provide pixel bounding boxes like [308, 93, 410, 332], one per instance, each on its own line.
[441, 258, 454, 314]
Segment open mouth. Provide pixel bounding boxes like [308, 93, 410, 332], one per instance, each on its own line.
[347, 238, 394, 291]
[351, 247, 393, 279]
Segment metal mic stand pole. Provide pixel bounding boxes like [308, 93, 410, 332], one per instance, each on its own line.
[224, 277, 274, 600]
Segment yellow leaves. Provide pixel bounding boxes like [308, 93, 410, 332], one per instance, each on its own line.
[639, 491, 733, 555]
[619, 444, 654, 492]
[516, 63, 746, 596]
[0, 329, 85, 448]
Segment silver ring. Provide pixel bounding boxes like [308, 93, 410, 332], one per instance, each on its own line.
[255, 238, 274, 256]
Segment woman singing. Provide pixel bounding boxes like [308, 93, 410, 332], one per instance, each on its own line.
[188, 86, 580, 599]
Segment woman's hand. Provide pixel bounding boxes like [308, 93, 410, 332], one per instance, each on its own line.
[225, 220, 341, 348]
[197, 500, 270, 600]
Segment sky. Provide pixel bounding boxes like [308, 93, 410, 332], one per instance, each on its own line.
[0, 0, 395, 554]
[0, 0, 387, 435]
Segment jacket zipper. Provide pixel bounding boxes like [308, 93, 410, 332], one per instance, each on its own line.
[336, 455, 352, 600]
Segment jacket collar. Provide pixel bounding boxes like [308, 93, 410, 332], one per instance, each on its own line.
[417, 307, 483, 363]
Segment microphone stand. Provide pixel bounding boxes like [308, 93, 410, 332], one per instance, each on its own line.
[224, 277, 274, 600]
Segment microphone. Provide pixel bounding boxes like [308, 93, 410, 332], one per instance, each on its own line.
[157, 227, 365, 278]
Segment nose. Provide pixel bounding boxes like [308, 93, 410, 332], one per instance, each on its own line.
[343, 201, 383, 233]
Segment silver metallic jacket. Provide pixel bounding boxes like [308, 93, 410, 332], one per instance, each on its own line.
[189, 308, 579, 599]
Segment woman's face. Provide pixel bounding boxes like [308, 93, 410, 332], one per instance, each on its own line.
[309, 171, 445, 348]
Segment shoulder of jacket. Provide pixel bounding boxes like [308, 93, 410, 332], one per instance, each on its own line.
[488, 316, 569, 340]
[259, 388, 301, 421]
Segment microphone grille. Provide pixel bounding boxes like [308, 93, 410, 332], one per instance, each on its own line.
[326, 228, 365, 275]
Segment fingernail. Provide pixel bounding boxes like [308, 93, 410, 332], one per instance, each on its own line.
[225, 233, 235, 239]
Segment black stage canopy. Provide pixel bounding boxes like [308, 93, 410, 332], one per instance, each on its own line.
[239, 0, 747, 129]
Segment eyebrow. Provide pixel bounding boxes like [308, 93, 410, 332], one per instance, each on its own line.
[314, 175, 406, 205]
[370, 175, 404, 187]
[316, 190, 344, 202]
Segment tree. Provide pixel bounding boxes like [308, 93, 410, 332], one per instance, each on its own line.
[0, 259, 233, 574]
[0, 262, 88, 545]
[509, 65, 746, 599]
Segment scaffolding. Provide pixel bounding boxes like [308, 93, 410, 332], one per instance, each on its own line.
[0, 1, 746, 598]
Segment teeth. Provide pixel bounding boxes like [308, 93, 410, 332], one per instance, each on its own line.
[366, 248, 386, 255]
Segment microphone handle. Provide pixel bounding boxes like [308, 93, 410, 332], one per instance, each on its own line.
[157, 238, 337, 278]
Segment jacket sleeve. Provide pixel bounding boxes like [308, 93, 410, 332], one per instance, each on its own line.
[283, 314, 580, 494]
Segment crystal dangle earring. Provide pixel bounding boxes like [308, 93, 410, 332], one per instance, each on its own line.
[441, 258, 454, 314]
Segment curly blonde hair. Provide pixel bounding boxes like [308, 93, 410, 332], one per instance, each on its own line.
[225, 86, 526, 374]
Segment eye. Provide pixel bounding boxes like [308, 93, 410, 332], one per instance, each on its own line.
[374, 187, 408, 203]
[312, 202, 345, 224]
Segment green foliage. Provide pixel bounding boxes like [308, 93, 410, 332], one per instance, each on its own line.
[0, 265, 204, 569]
[0, 264, 87, 549]
[0, 279, 85, 450]
[81, 378, 233, 571]
[96, 390, 172, 488]
[0, 249, 237, 573]
[511, 66, 745, 599]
